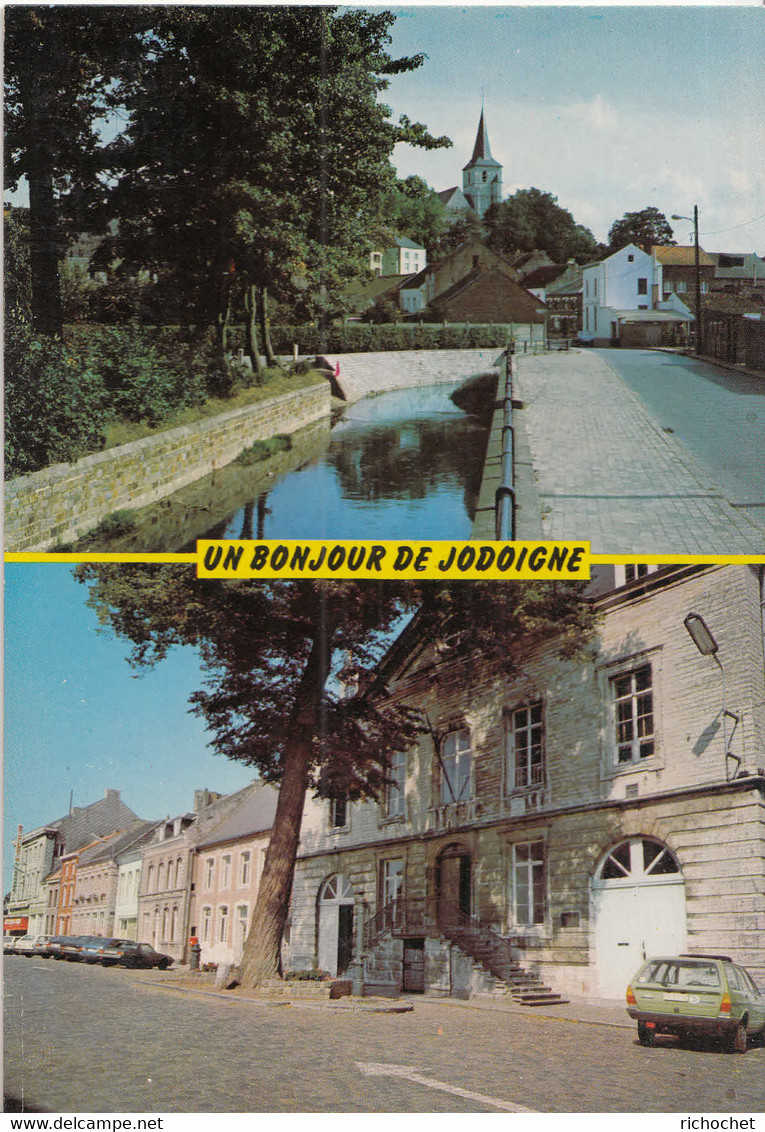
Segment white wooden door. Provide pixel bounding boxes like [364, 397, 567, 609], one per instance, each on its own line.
[593, 838, 686, 998]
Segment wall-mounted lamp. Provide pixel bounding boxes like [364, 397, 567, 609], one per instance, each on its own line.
[683, 612, 741, 780]
[684, 612, 719, 656]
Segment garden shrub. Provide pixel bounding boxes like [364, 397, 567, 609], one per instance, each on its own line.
[5, 323, 107, 477]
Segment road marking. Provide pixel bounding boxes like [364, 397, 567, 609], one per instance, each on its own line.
[355, 1061, 537, 1112]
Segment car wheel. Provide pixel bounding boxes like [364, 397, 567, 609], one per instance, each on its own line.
[158, 958, 169, 970]
[725, 1023, 747, 1055]
[638, 1023, 655, 1047]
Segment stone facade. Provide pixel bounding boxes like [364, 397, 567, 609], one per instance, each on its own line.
[286, 566, 765, 999]
[5, 380, 330, 552]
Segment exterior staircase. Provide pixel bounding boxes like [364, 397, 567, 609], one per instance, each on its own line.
[443, 920, 569, 1006]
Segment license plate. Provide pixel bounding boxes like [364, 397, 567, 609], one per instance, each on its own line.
[101, 949, 120, 957]
[663, 992, 687, 1001]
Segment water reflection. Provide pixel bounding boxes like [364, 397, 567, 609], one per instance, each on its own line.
[198, 383, 490, 541]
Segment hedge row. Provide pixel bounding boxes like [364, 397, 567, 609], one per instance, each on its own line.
[228, 322, 512, 356]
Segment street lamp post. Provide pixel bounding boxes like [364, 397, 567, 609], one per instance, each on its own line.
[671, 206, 702, 355]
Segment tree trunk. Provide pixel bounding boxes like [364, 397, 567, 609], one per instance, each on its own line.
[19, 70, 63, 338]
[259, 285, 279, 367]
[244, 282, 265, 384]
[216, 269, 233, 360]
[237, 626, 333, 987]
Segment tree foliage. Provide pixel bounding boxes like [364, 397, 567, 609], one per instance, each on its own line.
[4, 7, 145, 336]
[96, 8, 450, 354]
[607, 207, 676, 253]
[76, 567, 597, 985]
[379, 176, 449, 256]
[485, 188, 600, 264]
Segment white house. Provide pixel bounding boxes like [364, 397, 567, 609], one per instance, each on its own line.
[581, 244, 691, 347]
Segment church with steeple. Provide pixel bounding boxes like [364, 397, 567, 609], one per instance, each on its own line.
[462, 106, 503, 216]
[438, 105, 503, 219]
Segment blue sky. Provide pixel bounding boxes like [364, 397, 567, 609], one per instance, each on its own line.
[384, 5, 765, 253]
[3, 565, 255, 886]
[5, 4, 763, 252]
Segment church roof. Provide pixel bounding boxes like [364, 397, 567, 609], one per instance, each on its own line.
[463, 109, 501, 171]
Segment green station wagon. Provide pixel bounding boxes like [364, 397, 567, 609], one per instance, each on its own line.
[626, 954, 765, 1053]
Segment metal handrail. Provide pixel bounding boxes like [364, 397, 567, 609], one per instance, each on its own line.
[362, 897, 430, 950]
[494, 344, 516, 539]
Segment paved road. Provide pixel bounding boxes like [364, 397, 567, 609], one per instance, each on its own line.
[5, 959, 765, 1114]
[513, 350, 765, 553]
[596, 349, 765, 526]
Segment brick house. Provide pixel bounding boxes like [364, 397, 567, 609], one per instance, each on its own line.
[652, 245, 715, 304]
[69, 821, 158, 938]
[426, 267, 547, 345]
[285, 566, 765, 1000]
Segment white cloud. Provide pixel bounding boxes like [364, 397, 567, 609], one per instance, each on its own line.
[564, 95, 619, 132]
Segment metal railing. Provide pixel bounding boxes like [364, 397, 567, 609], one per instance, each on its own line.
[494, 345, 516, 540]
[362, 897, 431, 950]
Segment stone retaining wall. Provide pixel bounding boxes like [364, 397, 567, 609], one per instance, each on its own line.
[324, 348, 504, 403]
[6, 380, 330, 552]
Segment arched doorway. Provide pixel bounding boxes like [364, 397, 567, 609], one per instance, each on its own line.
[592, 836, 686, 997]
[317, 874, 355, 976]
[436, 843, 472, 929]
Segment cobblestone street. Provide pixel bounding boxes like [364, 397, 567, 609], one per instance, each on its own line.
[5, 960, 765, 1114]
[510, 350, 765, 553]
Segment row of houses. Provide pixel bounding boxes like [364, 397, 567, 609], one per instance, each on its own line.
[359, 232, 765, 355]
[7, 566, 765, 998]
[7, 784, 278, 970]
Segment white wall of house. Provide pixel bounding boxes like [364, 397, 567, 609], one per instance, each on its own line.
[582, 244, 655, 341]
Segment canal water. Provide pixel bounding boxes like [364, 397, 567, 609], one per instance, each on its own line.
[191, 382, 491, 544]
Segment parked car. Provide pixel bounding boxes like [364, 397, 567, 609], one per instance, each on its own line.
[32, 935, 57, 958]
[4, 935, 23, 954]
[626, 953, 765, 1053]
[79, 937, 131, 965]
[59, 935, 107, 962]
[11, 935, 37, 956]
[95, 940, 173, 970]
[48, 935, 77, 959]
[15, 935, 54, 957]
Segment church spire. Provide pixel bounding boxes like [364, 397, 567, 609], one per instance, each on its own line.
[462, 103, 503, 218]
[468, 107, 495, 165]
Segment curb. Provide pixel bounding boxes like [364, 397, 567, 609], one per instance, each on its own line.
[144, 981, 415, 1014]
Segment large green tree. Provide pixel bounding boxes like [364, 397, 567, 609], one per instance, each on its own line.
[3, 7, 145, 337]
[97, 8, 449, 364]
[380, 175, 449, 257]
[77, 568, 596, 986]
[607, 207, 676, 253]
[485, 189, 599, 263]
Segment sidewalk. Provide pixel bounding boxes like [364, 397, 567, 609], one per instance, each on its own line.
[474, 349, 765, 554]
[152, 969, 632, 1028]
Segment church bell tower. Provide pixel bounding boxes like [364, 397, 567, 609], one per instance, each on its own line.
[462, 105, 503, 217]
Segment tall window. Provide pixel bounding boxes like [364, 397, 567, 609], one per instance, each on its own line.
[204, 858, 215, 889]
[508, 703, 545, 789]
[218, 905, 229, 943]
[512, 841, 545, 926]
[221, 855, 232, 888]
[612, 664, 654, 763]
[157, 862, 165, 891]
[637, 277, 648, 294]
[381, 858, 404, 907]
[240, 851, 251, 887]
[237, 905, 249, 947]
[330, 799, 348, 829]
[201, 906, 211, 942]
[386, 750, 406, 819]
[440, 729, 472, 804]
[146, 864, 154, 894]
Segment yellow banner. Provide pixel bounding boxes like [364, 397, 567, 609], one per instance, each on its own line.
[197, 540, 591, 581]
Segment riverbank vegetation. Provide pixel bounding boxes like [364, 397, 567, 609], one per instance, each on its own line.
[4, 8, 450, 476]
